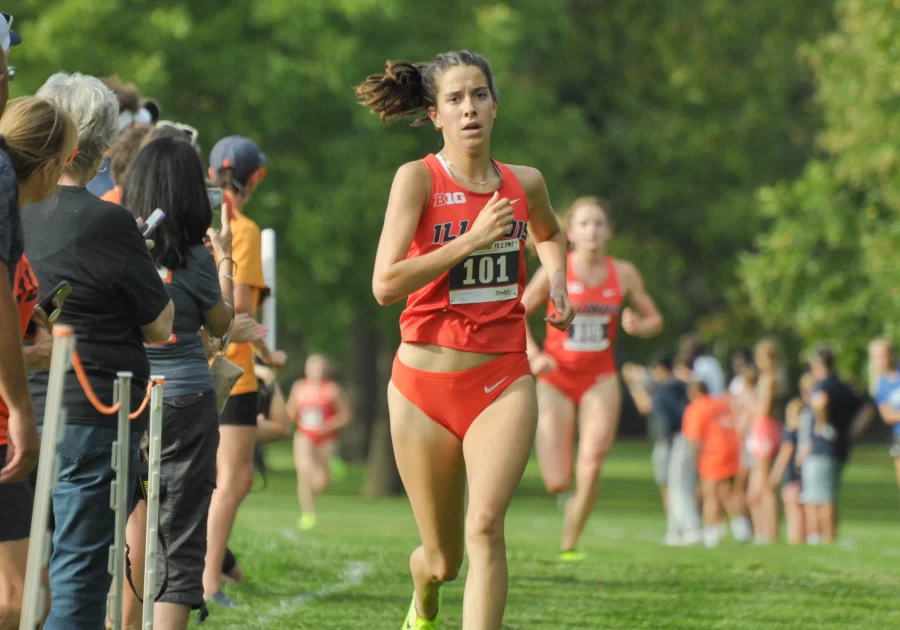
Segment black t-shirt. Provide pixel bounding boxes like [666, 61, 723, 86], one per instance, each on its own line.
[0, 141, 22, 285]
[22, 187, 171, 430]
[810, 374, 865, 462]
[651, 378, 689, 439]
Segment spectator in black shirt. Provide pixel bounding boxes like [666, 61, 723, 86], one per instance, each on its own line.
[23, 72, 173, 630]
[802, 346, 874, 544]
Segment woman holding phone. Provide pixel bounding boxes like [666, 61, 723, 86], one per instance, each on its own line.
[119, 135, 236, 628]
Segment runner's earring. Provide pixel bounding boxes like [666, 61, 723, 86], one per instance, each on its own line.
[435, 124, 443, 131]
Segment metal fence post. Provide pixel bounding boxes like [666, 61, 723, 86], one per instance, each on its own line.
[19, 326, 75, 630]
[107, 371, 132, 630]
[141, 377, 164, 629]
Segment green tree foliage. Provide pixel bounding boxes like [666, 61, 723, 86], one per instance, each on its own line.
[740, 0, 900, 382]
[11, 0, 833, 367]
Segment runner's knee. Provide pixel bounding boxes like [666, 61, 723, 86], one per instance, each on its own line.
[576, 450, 608, 486]
[422, 547, 463, 583]
[0, 588, 22, 630]
[544, 476, 571, 495]
[465, 507, 504, 549]
[218, 463, 253, 499]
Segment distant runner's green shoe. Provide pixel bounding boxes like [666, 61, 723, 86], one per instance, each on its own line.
[401, 590, 441, 629]
[330, 457, 349, 482]
[559, 550, 586, 562]
[298, 513, 317, 531]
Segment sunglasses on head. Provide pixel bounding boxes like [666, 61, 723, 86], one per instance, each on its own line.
[156, 120, 199, 147]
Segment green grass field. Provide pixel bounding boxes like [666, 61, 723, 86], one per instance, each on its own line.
[190, 441, 900, 629]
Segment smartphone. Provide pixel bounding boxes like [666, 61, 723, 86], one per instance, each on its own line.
[141, 208, 166, 238]
[39, 281, 71, 325]
[207, 187, 223, 230]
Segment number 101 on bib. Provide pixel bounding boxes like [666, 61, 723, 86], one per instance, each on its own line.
[448, 239, 520, 305]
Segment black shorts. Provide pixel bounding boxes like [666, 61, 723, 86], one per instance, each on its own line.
[156, 391, 219, 608]
[218, 392, 259, 427]
[0, 445, 34, 542]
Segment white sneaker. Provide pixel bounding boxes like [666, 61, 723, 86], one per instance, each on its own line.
[730, 516, 752, 543]
[806, 533, 822, 546]
[703, 528, 721, 548]
[680, 530, 703, 547]
[664, 532, 682, 547]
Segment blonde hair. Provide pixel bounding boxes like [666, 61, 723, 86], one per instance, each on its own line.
[741, 365, 759, 389]
[0, 97, 78, 183]
[868, 337, 896, 395]
[755, 336, 788, 398]
[526, 195, 613, 254]
[799, 372, 816, 397]
[754, 336, 782, 367]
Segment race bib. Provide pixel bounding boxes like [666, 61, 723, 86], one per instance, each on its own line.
[300, 408, 324, 430]
[563, 314, 611, 351]
[449, 239, 519, 305]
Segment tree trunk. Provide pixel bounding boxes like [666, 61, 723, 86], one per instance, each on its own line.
[340, 321, 380, 463]
[362, 343, 404, 497]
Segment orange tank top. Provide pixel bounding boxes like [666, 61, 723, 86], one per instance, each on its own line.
[398, 153, 530, 354]
[543, 254, 622, 370]
[0, 255, 40, 445]
[295, 380, 337, 432]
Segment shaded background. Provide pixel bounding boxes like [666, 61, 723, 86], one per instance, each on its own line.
[11, 0, 899, 490]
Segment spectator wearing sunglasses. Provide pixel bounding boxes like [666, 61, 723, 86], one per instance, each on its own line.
[22, 72, 174, 630]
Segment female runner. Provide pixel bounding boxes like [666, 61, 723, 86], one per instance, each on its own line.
[356, 50, 574, 630]
[287, 354, 352, 531]
[522, 196, 663, 560]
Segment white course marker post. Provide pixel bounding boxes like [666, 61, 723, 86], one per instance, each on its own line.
[107, 372, 132, 630]
[141, 377, 164, 629]
[261, 228, 277, 351]
[19, 327, 75, 630]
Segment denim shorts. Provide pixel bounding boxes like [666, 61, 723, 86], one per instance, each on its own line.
[800, 455, 838, 505]
[651, 438, 672, 486]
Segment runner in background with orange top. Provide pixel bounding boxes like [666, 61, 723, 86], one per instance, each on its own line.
[522, 196, 663, 561]
[287, 354, 353, 531]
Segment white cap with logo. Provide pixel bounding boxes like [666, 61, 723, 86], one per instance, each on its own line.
[1, 12, 22, 53]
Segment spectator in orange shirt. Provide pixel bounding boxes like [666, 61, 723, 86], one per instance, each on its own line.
[683, 380, 751, 547]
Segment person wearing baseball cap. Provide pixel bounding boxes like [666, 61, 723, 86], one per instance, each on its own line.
[1, 12, 20, 99]
[1, 12, 21, 53]
[202, 135, 285, 610]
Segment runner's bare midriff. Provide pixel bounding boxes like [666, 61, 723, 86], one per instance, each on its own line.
[397, 342, 504, 372]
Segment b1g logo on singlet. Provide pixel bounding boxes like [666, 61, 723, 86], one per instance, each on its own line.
[433, 192, 467, 207]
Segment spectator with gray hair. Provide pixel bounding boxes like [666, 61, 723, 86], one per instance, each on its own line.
[22, 72, 174, 630]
